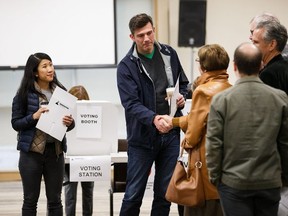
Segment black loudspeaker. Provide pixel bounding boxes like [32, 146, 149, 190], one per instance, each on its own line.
[178, 0, 207, 47]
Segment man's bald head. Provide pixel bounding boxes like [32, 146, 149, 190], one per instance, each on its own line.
[234, 42, 263, 75]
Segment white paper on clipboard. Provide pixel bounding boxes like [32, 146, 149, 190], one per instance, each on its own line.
[169, 76, 180, 117]
[36, 86, 77, 141]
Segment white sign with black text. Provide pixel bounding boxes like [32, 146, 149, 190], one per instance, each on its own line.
[69, 156, 111, 182]
[76, 103, 102, 139]
[36, 86, 77, 141]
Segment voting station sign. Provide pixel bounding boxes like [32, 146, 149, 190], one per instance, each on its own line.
[69, 156, 111, 182]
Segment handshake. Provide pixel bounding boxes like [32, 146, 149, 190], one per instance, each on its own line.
[153, 115, 174, 133]
[153, 92, 185, 133]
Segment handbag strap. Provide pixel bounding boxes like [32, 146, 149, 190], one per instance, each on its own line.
[184, 144, 202, 177]
[178, 145, 202, 169]
[179, 146, 184, 157]
[193, 144, 202, 168]
[177, 147, 185, 162]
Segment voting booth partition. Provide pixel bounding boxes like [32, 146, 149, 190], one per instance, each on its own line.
[65, 100, 118, 184]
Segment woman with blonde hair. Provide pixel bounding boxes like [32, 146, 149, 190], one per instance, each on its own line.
[164, 44, 232, 215]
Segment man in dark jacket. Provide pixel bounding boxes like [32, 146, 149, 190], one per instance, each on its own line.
[117, 13, 188, 216]
[251, 19, 288, 94]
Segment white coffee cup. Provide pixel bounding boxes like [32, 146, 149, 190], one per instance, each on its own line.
[166, 87, 175, 99]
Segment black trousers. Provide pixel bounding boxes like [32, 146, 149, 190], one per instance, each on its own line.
[218, 183, 280, 216]
[19, 144, 64, 216]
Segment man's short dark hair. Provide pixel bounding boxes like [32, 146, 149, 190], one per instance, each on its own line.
[129, 13, 153, 35]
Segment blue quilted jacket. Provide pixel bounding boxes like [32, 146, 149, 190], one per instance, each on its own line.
[11, 91, 74, 153]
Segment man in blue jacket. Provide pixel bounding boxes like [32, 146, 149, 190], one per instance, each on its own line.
[117, 13, 189, 216]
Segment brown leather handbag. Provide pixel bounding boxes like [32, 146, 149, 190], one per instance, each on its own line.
[165, 145, 205, 207]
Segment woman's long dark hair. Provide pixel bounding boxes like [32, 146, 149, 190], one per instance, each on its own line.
[16, 53, 66, 112]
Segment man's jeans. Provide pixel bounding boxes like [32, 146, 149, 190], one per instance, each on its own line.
[120, 130, 180, 216]
[19, 144, 64, 216]
[218, 182, 280, 216]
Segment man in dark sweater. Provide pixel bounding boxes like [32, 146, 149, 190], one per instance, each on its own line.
[117, 13, 188, 216]
[251, 19, 288, 94]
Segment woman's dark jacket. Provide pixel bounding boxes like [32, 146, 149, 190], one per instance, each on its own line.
[11, 91, 75, 153]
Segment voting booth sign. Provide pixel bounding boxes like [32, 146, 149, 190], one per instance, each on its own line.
[76, 104, 102, 139]
[66, 100, 118, 156]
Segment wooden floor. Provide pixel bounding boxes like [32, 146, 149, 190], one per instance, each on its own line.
[0, 180, 179, 216]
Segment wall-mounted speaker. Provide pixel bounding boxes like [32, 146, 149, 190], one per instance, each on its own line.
[178, 0, 207, 47]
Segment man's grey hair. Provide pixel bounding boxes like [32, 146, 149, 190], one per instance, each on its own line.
[250, 12, 279, 25]
[256, 20, 288, 52]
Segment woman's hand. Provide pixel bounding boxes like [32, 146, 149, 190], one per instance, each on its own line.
[32, 107, 49, 120]
[63, 115, 74, 127]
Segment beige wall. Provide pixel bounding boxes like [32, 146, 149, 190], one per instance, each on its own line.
[2, 0, 288, 164]
[155, 0, 288, 84]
